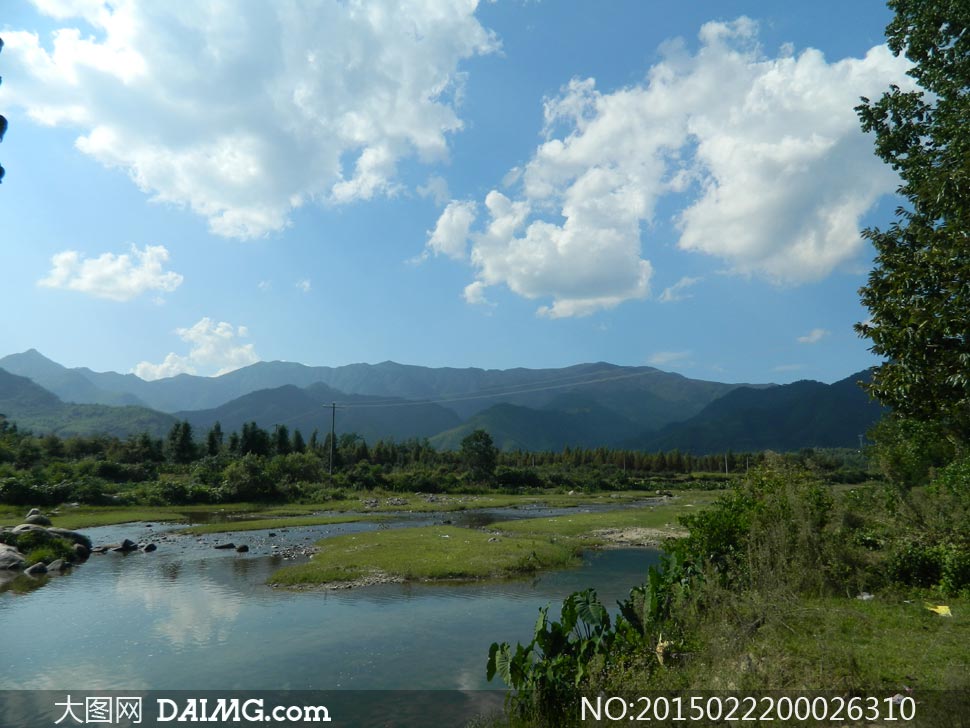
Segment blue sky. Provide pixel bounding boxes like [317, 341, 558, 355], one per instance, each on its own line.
[0, 1, 910, 384]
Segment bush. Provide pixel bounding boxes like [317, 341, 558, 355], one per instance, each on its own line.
[220, 454, 280, 501]
[266, 453, 325, 485]
[887, 541, 945, 588]
[494, 466, 547, 490]
[191, 455, 228, 486]
[487, 589, 632, 725]
[867, 416, 955, 489]
[0, 477, 39, 505]
[941, 546, 970, 595]
[95, 460, 155, 483]
[343, 462, 387, 490]
[65, 476, 112, 505]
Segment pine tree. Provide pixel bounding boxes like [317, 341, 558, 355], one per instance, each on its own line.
[166, 421, 196, 464]
[273, 424, 291, 456]
[206, 422, 224, 456]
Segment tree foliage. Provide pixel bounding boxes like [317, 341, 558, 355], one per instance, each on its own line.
[1, 36, 6, 184]
[166, 420, 196, 464]
[855, 0, 970, 443]
[460, 428, 497, 481]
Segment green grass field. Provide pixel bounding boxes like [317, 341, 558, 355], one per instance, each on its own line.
[268, 525, 581, 586]
[496, 491, 719, 544]
[0, 489, 681, 530]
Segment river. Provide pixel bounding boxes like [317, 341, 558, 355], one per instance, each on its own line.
[1, 511, 661, 724]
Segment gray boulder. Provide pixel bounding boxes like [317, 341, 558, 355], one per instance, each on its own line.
[142, 543, 157, 553]
[25, 508, 42, 519]
[0, 544, 25, 571]
[47, 528, 93, 550]
[235, 544, 249, 553]
[73, 543, 90, 560]
[24, 562, 48, 576]
[47, 559, 69, 572]
[113, 539, 138, 553]
[214, 543, 236, 550]
[24, 514, 52, 526]
[12, 523, 50, 537]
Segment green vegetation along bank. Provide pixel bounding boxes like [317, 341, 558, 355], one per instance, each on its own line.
[268, 493, 717, 588]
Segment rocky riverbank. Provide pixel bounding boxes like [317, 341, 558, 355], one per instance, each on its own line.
[0, 507, 161, 583]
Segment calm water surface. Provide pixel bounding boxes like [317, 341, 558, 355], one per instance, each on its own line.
[0, 517, 661, 691]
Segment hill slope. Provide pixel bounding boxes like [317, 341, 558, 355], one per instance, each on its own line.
[0, 368, 177, 438]
[178, 382, 462, 443]
[636, 370, 885, 454]
[430, 394, 641, 451]
[0, 351, 884, 453]
[2, 352, 750, 428]
[0, 350, 148, 407]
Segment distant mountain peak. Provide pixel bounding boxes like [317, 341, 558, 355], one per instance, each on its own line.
[5, 348, 61, 366]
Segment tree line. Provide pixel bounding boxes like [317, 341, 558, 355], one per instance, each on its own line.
[0, 414, 868, 507]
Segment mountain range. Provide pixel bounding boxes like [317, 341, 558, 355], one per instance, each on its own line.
[0, 349, 885, 453]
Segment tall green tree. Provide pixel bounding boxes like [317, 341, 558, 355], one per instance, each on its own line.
[240, 421, 270, 456]
[460, 428, 498, 481]
[855, 0, 970, 443]
[273, 424, 291, 456]
[206, 421, 224, 456]
[166, 420, 196, 464]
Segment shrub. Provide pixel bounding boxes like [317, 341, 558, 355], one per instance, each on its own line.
[941, 546, 970, 595]
[0, 477, 39, 505]
[487, 589, 631, 725]
[266, 453, 325, 485]
[867, 416, 955, 489]
[220, 454, 280, 501]
[887, 541, 945, 588]
[494, 466, 547, 490]
[65, 476, 112, 505]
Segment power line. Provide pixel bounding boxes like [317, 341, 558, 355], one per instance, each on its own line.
[236, 367, 668, 430]
[332, 368, 666, 409]
[322, 366, 654, 407]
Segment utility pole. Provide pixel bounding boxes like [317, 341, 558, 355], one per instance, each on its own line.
[329, 401, 336, 483]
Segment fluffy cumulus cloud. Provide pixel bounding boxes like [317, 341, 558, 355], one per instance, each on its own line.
[5, 0, 497, 238]
[426, 18, 912, 316]
[425, 199, 477, 260]
[38, 243, 183, 300]
[133, 317, 258, 380]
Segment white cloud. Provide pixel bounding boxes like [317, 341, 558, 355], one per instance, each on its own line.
[257, 280, 272, 291]
[797, 328, 829, 344]
[38, 243, 183, 301]
[659, 276, 702, 303]
[133, 317, 258, 380]
[4, 2, 498, 238]
[463, 280, 491, 306]
[647, 350, 692, 367]
[296, 279, 312, 293]
[418, 174, 451, 207]
[432, 18, 912, 316]
[425, 200, 477, 260]
[464, 188, 653, 318]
